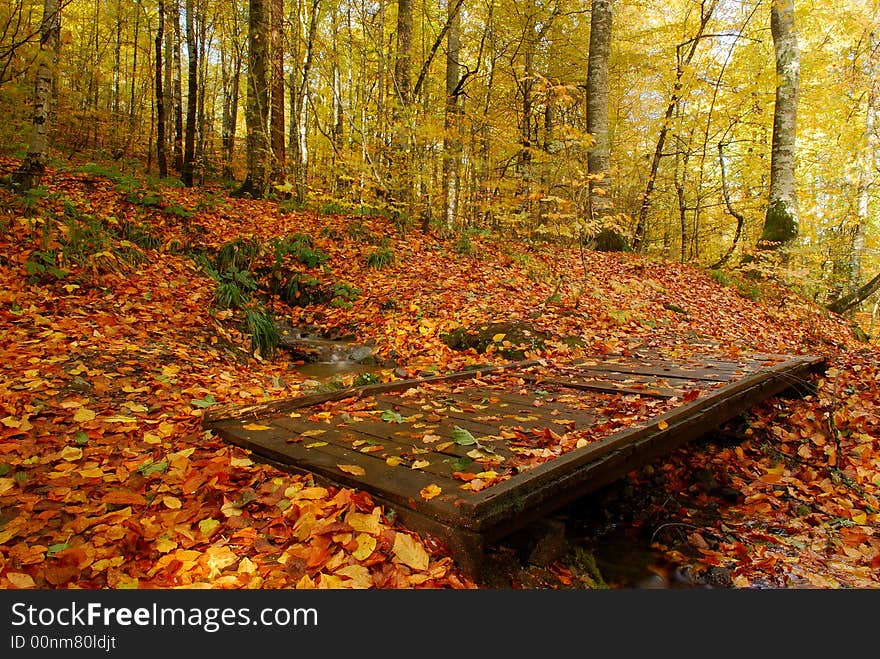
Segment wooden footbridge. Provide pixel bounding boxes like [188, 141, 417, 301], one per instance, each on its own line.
[202, 348, 825, 576]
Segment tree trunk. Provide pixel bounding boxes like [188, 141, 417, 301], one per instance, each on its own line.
[221, 31, 242, 181]
[851, 28, 878, 292]
[758, 0, 800, 249]
[586, 0, 612, 221]
[391, 0, 413, 209]
[181, 0, 197, 186]
[235, 0, 271, 198]
[155, 0, 168, 178]
[269, 0, 285, 182]
[169, 0, 184, 172]
[827, 271, 880, 316]
[442, 0, 462, 231]
[632, 0, 717, 252]
[13, 0, 61, 190]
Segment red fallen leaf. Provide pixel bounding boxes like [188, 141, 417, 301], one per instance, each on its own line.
[683, 389, 701, 402]
[43, 565, 80, 586]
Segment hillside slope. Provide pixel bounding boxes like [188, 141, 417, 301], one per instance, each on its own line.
[1, 160, 878, 589]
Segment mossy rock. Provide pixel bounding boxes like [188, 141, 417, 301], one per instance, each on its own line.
[441, 321, 549, 359]
[590, 228, 632, 252]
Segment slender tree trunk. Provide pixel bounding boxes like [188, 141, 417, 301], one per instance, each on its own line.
[758, 0, 800, 249]
[236, 0, 271, 198]
[14, 0, 61, 190]
[851, 28, 878, 292]
[289, 0, 319, 202]
[221, 31, 242, 181]
[586, 0, 612, 221]
[389, 0, 413, 209]
[169, 0, 184, 172]
[711, 140, 746, 269]
[632, 0, 718, 252]
[155, 0, 168, 178]
[269, 0, 285, 182]
[442, 0, 462, 231]
[181, 0, 197, 186]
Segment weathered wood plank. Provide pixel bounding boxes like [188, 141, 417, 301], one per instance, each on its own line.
[464, 355, 825, 531]
[202, 360, 541, 424]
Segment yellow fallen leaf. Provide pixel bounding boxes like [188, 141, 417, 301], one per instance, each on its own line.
[352, 534, 377, 561]
[0, 478, 14, 495]
[852, 510, 868, 525]
[385, 456, 403, 467]
[143, 432, 162, 445]
[230, 456, 253, 467]
[301, 429, 326, 437]
[59, 446, 83, 462]
[6, 572, 35, 589]
[420, 484, 442, 500]
[657, 420, 669, 430]
[338, 464, 365, 476]
[346, 508, 382, 535]
[73, 407, 96, 422]
[576, 438, 589, 449]
[392, 533, 430, 571]
[77, 467, 105, 478]
[411, 460, 430, 470]
[243, 423, 271, 431]
[492, 333, 506, 342]
[162, 496, 182, 509]
[334, 564, 372, 589]
[305, 441, 328, 448]
[155, 538, 178, 553]
[199, 518, 220, 535]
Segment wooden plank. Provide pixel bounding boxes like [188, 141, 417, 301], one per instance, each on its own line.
[571, 362, 734, 382]
[464, 355, 825, 533]
[207, 419, 475, 524]
[271, 414, 517, 474]
[521, 375, 685, 398]
[202, 360, 540, 425]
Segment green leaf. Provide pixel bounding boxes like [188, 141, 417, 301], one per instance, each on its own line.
[73, 430, 89, 445]
[381, 410, 405, 424]
[13, 471, 27, 484]
[449, 456, 473, 471]
[138, 459, 169, 476]
[46, 543, 71, 557]
[0, 464, 9, 477]
[190, 394, 216, 408]
[451, 426, 477, 446]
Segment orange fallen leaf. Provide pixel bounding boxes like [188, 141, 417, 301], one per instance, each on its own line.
[338, 464, 366, 476]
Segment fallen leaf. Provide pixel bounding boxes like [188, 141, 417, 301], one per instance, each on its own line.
[338, 464, 365, 476]
[352, 534, 377, 561]
[243, 422, 271, 431]
[392, 533, 430, 571]
[420, 484, 442, 500]
[73, 407, 96, 422]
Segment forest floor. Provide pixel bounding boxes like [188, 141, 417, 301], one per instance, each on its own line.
[1, 158, 879, 590]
